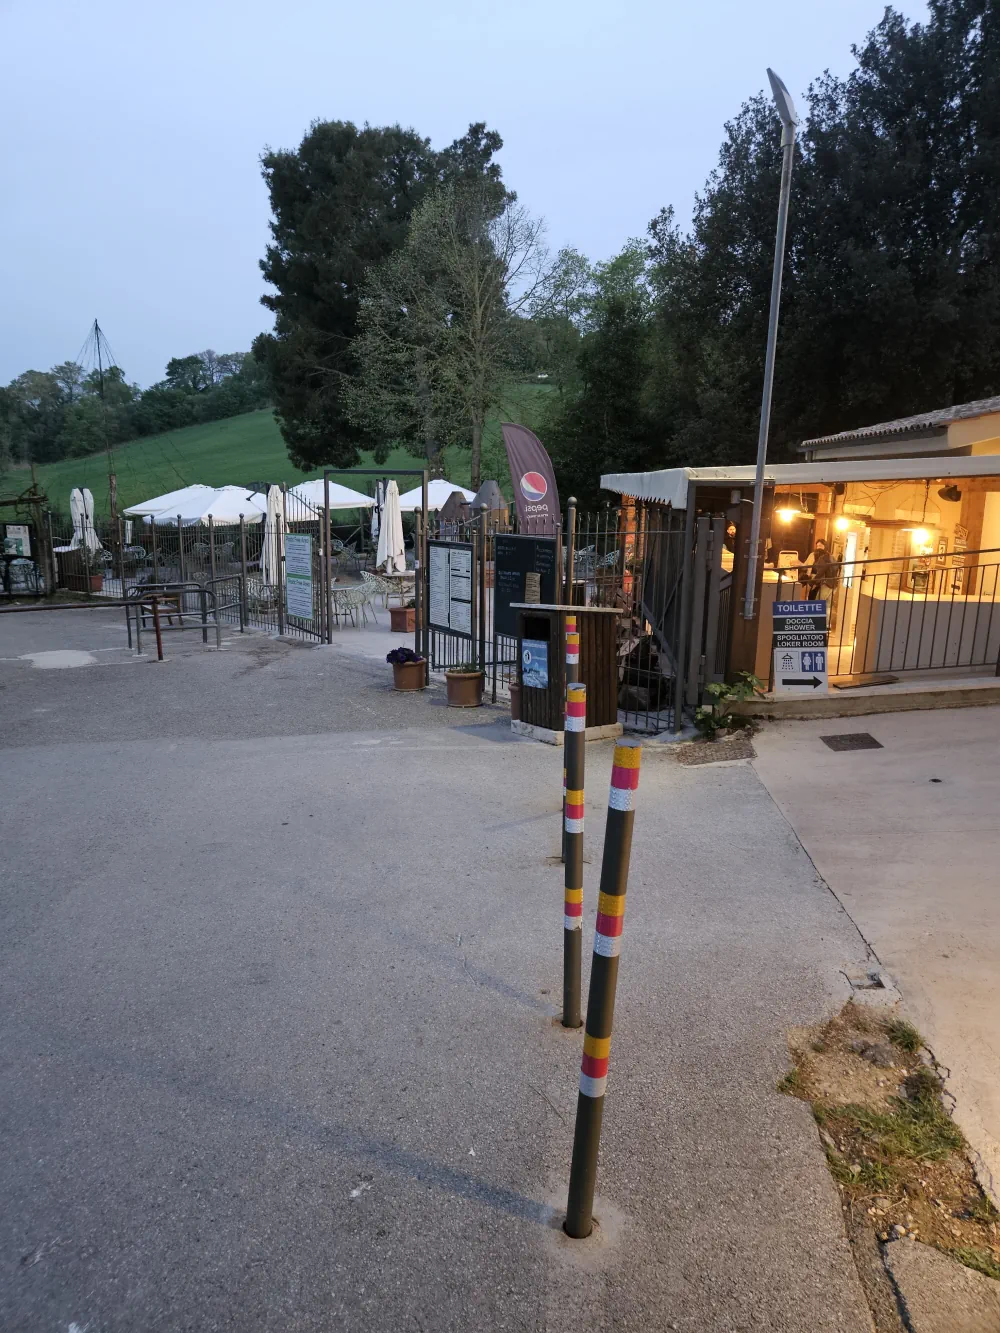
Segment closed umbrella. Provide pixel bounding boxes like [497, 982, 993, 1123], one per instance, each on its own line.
[70, 488, 101, 551]
[376, 480, 405, 574]
[371, 480, 385, 543]
[261, 485, 284, 585]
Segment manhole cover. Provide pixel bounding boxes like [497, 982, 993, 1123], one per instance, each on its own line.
[820, 732, 883, 752]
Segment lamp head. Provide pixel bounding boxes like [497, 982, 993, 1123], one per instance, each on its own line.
[767, 68, 799, 146]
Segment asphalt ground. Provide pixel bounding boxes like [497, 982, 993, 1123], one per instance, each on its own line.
[0, 612, 875, 1331]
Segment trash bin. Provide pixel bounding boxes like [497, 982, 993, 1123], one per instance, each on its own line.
[511, 603, 622, 743]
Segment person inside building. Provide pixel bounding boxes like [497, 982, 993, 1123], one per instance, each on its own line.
[804, 538, 839, 606]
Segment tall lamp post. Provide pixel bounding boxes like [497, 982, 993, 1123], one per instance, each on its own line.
[742, 68, 800, 619]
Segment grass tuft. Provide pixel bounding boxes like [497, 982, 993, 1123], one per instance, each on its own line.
[777, 1067, 804, 1096]
[886, 1018, 922, 1054]
[950, 1247, 1000, 1281]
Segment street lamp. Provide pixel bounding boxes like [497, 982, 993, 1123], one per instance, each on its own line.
[742, 68, 799, 619]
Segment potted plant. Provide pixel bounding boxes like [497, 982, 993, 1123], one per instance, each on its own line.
[66, 571, 104, 593]
[387, 645, 426, 691]
[389, 598, 416, 633]
[445, 661, 485, 708]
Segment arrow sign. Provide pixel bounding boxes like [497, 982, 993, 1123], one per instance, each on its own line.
[781, 676, 822, 688]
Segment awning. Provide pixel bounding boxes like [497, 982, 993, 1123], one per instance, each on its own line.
[397, 479, 476, 512]
[601, 455, 1000, 511]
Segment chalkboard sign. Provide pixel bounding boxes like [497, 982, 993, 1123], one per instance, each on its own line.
[494, 534, 558, 637]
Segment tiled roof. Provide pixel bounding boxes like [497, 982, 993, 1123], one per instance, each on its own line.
[801, 395, 1000, 449]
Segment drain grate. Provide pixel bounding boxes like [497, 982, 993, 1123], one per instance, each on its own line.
[820, 732, 883, 752]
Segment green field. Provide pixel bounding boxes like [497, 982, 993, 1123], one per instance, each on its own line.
[20, 386, 555, 517]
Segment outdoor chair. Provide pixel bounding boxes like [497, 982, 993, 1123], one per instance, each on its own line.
[360, 570, 388, 614]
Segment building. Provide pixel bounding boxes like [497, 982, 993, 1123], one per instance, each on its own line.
[601, 398, 1000, 699]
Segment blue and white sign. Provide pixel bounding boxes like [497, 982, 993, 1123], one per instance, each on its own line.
[773, 601, 829, 694]
[521, 638, 549, 689]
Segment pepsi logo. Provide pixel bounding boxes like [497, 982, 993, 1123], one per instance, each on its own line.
[520, 471, 548, 503]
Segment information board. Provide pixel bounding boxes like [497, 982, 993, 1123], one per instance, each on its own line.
[493, 534, 558, 638]
[4, 524, 30, 556]
[427, 540, 474, 637]
[284, 533, 313, 621]
[772, 600, 829, 694]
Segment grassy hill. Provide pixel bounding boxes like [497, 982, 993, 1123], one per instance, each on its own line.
[22, 385, 555, 517]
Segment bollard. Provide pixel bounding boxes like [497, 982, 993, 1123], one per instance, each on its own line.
[562, 613, 581, 863]
[564, 740, 641, 1239]
[562, 681, 586, 1029]
[151, 596, 164, 661]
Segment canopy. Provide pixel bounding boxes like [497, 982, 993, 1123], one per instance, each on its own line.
[288, 479, 375, 510]
[123, 484, 218, 518]
[148, 486, 267, 526]
[601, 455, 1000, 512]
[376, 480, 406, 574]
[397, 479, 475, 512]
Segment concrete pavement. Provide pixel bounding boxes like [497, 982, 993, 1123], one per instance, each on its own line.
[0, 612, 877, 1330]
[752, 708, 1000, 1202]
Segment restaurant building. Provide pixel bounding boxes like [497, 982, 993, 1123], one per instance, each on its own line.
[601, 397, 1000, 700]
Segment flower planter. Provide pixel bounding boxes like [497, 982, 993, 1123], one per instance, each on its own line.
[509, 681, 521, 721]
[446, 670, 485, 708]
[392, 659, 426, 691]
[66, 572, 104, 593]
[389, 606, 416, 633]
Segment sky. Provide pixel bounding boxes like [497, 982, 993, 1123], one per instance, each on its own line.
[1, 0, 925, 390]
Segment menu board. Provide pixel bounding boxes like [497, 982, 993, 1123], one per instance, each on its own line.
[493, 534, 558, 638]
[427, 540, 474, 638]
[284, 533, 313, 621]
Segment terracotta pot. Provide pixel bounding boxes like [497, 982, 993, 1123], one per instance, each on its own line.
[66, 573, 104, 592]
[446, 670, 485, 708]
[509, 681, 521, 721]
[389, 606, 416, 633]
[391, 659, 426, 691]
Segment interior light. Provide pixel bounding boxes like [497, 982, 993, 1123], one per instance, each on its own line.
[776, 507, 799, 522]
[911, 528, 930, 545]
[834, 517, 849, 531]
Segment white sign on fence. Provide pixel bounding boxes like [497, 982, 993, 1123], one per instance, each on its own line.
[284, 533, 313, 621]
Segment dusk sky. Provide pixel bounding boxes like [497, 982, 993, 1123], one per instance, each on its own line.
[2, 0, 923, 389]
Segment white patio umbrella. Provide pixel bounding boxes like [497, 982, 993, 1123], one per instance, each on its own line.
[396, 479, 475, 512]
[376, 480, 406, 574]
[123, 483, 218, 518]
[149, 486, 267, 526]
[69, 488, 101, 551]
[287, 479, 375, 511]
[261, 485, 284, 585]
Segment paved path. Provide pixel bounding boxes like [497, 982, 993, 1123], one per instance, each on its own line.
[753, 708, 1000, 1202]
[0, 612, 875, 1330]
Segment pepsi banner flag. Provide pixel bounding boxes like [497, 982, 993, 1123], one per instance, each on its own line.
[501, 422, 560, 536]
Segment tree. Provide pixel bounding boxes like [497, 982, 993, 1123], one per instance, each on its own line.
[544, 242, 658, 506]
[253, 119, 507, 473]
[526, 247, 593, 396]
[349, 181, 550, 487]
[164, 354, 210, 393]
[51, 361, 85, 403]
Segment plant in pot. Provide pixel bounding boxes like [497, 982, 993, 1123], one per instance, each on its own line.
[445, 660, 485, 708]
[389, 597, 416, 633]
[387, 645, 426, 691]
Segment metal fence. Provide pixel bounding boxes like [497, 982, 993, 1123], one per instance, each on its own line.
[776, 545, 1000, 678]
[420, 502, 694, 731]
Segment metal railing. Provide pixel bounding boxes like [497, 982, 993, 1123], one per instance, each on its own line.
[775, 546, 1000, 678]
[127, 582, 223, 653]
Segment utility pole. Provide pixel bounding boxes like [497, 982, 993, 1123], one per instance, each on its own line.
[93, 319, 119, 525]
[743, 70, 799, 620]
